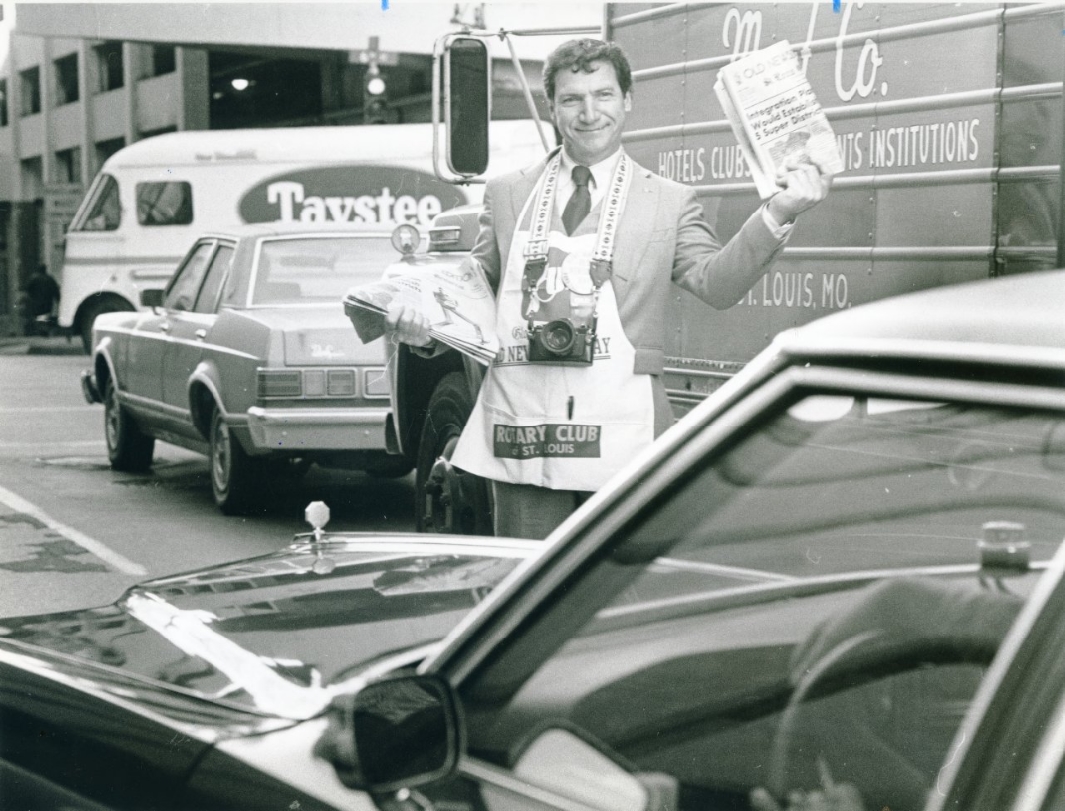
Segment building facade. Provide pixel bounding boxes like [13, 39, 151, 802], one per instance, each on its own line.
[0, 2, 602, 334]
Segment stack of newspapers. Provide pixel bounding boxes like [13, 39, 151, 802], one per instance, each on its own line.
[714, 40, 844, 199]
[343, 258, 500, 365]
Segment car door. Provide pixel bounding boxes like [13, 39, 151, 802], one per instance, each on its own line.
[123, 240, 216, 419]
[161, 241, 235, 437]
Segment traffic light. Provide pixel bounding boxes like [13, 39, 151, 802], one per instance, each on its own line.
[363, 62, 389, 125]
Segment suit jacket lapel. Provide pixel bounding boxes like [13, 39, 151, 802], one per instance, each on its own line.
[498, 152, 554, 270]
[611, 164, 659, 304]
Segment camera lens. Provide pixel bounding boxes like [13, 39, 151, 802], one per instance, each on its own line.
[541, 319, 576, 355]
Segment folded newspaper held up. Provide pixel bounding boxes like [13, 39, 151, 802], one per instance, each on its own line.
[714, 40, 844, 199]
[343, 257, 500, 365]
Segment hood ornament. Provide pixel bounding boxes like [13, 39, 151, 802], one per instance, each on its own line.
[305, 502, 337, 575]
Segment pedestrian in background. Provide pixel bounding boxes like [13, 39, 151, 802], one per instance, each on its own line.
[19, 264, 61, 337]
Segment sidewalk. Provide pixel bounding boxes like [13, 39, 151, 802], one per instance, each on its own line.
[0, 332, 84, 356]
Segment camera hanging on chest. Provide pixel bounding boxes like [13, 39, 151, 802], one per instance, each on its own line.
[520, 154, 633, 365]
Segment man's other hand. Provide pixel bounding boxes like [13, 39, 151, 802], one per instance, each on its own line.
[385, 303, 433, 348]
[767, 155, 834, 226]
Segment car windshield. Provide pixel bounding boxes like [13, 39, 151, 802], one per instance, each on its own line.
[251, 236, 403, 305]
[459, 393, 1065, 811]
[628, 396, 1065, 592]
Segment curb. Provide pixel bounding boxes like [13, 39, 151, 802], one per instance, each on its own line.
[0, 337, 84, 356]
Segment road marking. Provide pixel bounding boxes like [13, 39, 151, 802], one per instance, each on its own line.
[0, 484, 147, 576]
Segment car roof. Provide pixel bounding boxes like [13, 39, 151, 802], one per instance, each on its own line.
[778, 269, 1065, 370]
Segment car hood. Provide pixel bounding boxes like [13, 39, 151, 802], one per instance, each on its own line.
[241, 306, 384, 366]
[0, 536, 530, 722]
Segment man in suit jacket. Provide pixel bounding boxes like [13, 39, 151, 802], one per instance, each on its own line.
[388, 39, 832, 539]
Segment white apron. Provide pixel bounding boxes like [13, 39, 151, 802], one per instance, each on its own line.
[452, 156, 656, 491]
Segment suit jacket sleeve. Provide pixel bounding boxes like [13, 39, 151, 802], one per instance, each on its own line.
[468, 176, 505, 295]
[671, 186, 788, 309]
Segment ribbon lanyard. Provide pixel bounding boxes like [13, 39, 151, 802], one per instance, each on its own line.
[522, 153, 633, 292]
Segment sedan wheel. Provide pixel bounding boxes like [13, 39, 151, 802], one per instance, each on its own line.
[104, 379, 154, 472]
[210, 408, 262, 515]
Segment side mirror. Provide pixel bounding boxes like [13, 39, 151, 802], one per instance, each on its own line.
[314, 673, 462, 793]
[444, 36, 490, 177]
[140, 289, 164, 308]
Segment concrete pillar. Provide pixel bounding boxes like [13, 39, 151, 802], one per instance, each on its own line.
[39, 38, 53, 186]
[123, 41, 137, 144]
[78, 39, 94, 186]
[176, 47, 209, 131]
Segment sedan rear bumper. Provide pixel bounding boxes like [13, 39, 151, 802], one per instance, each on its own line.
[245, 406, 391, 451]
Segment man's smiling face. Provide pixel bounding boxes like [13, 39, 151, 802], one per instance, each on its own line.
[549, 60, 631, 166]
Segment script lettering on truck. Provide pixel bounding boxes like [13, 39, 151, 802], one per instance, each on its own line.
[240, 165, 468, 227]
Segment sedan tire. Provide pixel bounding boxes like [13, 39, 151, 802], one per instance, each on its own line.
[104, 378, 155, 472]
[210, 408, 262, 515]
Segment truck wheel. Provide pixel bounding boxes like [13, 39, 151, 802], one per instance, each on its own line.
[104, 379, 155, 472]
[415, 372, 492, 535]
[80, 299, 133, 354]
[210, 408, 262, 515]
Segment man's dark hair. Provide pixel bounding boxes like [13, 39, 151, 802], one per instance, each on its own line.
[543, 39, 633, 103]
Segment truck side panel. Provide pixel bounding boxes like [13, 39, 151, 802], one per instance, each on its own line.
[606, 2, 1063, 413]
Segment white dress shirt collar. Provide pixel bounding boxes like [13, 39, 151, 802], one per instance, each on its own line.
[558, 147, 623, 211]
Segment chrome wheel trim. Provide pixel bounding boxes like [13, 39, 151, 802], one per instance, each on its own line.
[104, 384, 120, 452]
[211, 415, 231, 494]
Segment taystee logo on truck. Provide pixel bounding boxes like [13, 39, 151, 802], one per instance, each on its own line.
[240, 165, 468, 227]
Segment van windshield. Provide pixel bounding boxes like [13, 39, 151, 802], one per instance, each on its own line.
[251, 235, 402, 305]
[71, 174, 120, 232]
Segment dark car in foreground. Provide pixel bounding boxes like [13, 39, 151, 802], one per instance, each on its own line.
[0, 505, 537, 811]
[307, 270, 1065, 811]
[82, 224, 414, 514]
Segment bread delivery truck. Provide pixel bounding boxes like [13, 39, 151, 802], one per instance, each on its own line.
[58, 121, 543, 351]
[372, 2, 1064, 534]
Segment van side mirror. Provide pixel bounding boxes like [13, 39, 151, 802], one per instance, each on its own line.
[140, 289, 164, 308]
[314, 673, 462, 793]
[444, 36, 490, 177]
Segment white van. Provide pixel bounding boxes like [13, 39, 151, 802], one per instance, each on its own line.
[59, 121, 543, 350]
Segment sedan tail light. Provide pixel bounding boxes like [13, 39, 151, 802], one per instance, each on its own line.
[257, 369, 361, 399]
[258, 370, 302, 398]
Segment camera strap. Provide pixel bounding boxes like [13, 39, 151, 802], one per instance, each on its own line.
[522, 152, 633, 307]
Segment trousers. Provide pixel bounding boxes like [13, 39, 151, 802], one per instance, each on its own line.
[491, 480, 594, 540]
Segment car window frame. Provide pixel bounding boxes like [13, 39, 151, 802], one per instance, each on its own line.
[928, 538, 1065, 811]
[193, 242, 235, 314]
[162, 239, 219, 312]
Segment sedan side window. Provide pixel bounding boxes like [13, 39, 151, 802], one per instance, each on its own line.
[193, 245, 234, 314]
[164, 243, 214, 312]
